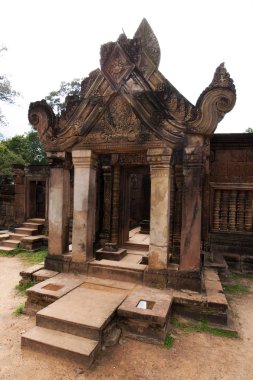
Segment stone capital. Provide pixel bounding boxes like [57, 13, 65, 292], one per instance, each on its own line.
[147, 147, 173, 167]
[47, 151, 71, 169]
[72, 150, 97, 169]
[183, 135, 205, 167]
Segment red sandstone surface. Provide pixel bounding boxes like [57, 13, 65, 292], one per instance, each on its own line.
[0, 255, 252, 380]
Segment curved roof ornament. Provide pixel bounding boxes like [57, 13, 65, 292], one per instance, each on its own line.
[186, 63, 236, 135]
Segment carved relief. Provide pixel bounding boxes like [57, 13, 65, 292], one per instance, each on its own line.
[119, 153, 147, 165]
[81, 96, 158, 146]
[102, 43, 134, 90]
[131, 19, 160, 79]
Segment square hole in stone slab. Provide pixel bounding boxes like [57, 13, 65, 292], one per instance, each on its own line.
[42, 284, 64, 291]
[136, 300, 155, 310]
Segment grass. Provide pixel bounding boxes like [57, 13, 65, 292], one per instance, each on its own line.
[222, 283, 251, 295]
[231, 272, 253, 281]
[15, 280, 36, 295]
[164, 335, 174, 349]
[13, 303, 25, 316]
[18, 248, 47, 264]
[0, 246, 47, 264]
[172, 318, 239, 339]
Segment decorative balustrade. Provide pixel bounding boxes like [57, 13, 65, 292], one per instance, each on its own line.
[211, 185, 253, 232]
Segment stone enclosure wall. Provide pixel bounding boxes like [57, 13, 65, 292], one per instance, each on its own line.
[208, 133, 253, 272]
[0, 175, 15, 228]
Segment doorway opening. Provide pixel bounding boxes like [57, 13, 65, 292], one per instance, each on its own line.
[28, 180, 46, 219]
[121, 165, 150, 247]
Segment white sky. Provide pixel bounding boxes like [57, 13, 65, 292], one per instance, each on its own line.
[0, 0, 252, 138]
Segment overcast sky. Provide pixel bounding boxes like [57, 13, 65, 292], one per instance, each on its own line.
[0, 0, 252, 138]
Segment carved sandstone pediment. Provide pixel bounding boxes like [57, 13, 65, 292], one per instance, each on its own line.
[28, 19, 236, 152]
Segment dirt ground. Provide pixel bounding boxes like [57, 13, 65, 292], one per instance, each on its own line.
[0, 256, 253, 380]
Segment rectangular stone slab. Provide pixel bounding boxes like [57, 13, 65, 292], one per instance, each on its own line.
[21, 326, 99, 367]
[118, 287, 173, 326]
[37, 287, 126, 331]
[27, 273, 87, 300]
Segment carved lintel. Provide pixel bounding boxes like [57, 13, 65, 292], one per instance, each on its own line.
[119, 152, 147, 166]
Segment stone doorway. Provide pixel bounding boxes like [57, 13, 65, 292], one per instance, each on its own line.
[120, 165, 150, 247]
[28, 180, 46, 219]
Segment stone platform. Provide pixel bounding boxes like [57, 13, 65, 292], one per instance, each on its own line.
[21, 266, 231, 366]
[22, 284, 127, 367]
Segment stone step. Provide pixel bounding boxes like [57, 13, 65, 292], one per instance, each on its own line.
[1, 239, 20, 248]
[21, 326, 99, 367]
[88, 260, 146, 284]
[36, 287, 126, 341]
[24, 273, 86, 315]
[15, 227, 38, 236]
[0, 234, 10, 241]
[22, 222, 43, 230]
[26, 218, 45, 224]
[0, 246, 14, 252]
[9, 233, 28, 239]
[21, 235, 47, 251]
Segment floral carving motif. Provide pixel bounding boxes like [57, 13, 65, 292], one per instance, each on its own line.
[83, 96, 155, 145]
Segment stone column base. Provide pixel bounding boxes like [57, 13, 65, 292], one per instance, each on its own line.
[167, 270, 202, 292]
[69, 261, 89, 274]
[144, 268, 168, 289]
[45, 254, 72, 273]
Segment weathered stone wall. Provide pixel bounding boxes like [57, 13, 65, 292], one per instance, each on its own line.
[0, 176, 15, 228]
[208, 133, 253, 272]
[210, 134, 253, 184]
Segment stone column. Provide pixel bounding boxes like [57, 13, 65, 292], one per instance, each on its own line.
[180, 135, 204, 271]
[111, 163, 120, 244]
[13, 164, 26, 223]
[147, 147, 173, 271]
[47, 152, 70, 255]
[99, 164, 112, 244]
[71, 150, 97, 265]
[172, 164, 183, 263]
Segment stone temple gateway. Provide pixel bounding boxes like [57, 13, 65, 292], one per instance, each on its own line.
[28, 19, 236, 289]
[22, 19, 237, 364]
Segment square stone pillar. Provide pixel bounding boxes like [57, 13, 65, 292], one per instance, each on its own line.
[180, 135, 204, 271]
[47, 153, 70, 255]
[71, 150, 97, 265]
[145, 147, 173, 287]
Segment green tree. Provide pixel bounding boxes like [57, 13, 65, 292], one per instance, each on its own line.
[0, 143, 25, 175]
[0, 47, 19, 127]
[0, 130, 47, 174]
[245, 127, 253, 133]
[45, 78, 82, 113]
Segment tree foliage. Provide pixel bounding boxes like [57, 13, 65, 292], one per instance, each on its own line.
[45, 78, 82, 113]
[0, 130, 47, 174]
[0, 46, 19, 127]
[245, 127, 253, 133]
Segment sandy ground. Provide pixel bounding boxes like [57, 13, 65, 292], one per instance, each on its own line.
[0, 256, 253, 380]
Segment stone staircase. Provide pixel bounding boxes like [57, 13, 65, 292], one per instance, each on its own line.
[22, 286, 126, 367]
[0, 218, 46, 252]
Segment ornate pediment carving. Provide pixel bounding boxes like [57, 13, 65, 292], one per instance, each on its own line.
[28, 21, 236, 153]
[101, 43, 135, 91]
[77, 95, 160, 148]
